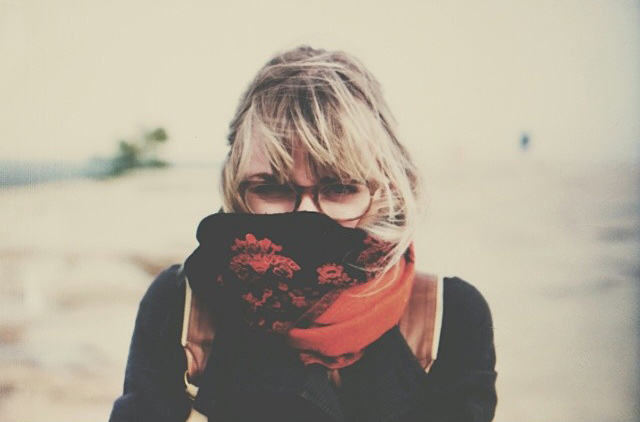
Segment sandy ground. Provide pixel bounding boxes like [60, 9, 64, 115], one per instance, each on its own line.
[0, 160, 637, 422]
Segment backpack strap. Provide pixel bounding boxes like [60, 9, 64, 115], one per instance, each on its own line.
[180, 269, 215, 400]
[398, 272, 443, 372]
[180, 270, 444, 398]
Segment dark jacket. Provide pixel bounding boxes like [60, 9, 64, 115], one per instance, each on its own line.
[109, 265, 497, 422]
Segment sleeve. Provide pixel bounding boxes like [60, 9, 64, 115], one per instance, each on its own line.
[415, 277, 498, 422]
[109, 265, 193, 422]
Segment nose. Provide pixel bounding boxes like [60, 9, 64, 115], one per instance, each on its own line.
[296, 191, 320, 213]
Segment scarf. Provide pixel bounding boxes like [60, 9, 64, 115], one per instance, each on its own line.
[183, 211, 415, 369]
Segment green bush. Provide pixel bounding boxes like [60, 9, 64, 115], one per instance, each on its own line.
[101, 127, 170, 177]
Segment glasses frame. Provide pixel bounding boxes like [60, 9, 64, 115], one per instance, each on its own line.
[239, 180, 377, 222]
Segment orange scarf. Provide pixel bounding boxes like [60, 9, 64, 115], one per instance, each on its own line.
[288, 244, 415, 369]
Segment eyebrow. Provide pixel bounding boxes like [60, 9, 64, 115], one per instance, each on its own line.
[245, 172, 279, 182]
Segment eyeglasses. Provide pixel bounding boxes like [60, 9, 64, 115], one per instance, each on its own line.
[239, 179, 375, 221]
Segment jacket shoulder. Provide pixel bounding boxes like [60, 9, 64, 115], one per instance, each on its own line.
[436, 276, 496, 373]
[441, 276, 493, 329]
[135, 264, 185, 331]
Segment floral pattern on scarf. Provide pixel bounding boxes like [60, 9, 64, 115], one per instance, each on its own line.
[219, 232, 393, 335]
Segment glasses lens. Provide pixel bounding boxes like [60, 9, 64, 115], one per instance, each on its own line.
[244, 183, 296, 214]
[319, 182, 371, 220]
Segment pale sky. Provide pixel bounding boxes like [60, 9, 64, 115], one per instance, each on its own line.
[1, 0, 639, 164]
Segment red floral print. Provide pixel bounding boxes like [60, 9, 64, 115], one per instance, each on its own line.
[356, 235, 394, 278]
[272, 256, 300, 279]
[229, 234, 300, 281]
[288, 292, 308, 308]
[232, 233, 283, 255]
[242, 292, 258, 306]
[317, 263, 352, 285]
[222, 231, 394, 336]
[227, 234, 305, 334]
[241, 288, 273, 310]
[277, 282, 289, 291]
[271, 320, 289, 333]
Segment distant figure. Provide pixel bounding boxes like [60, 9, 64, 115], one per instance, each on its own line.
[520, 133, 530, 151]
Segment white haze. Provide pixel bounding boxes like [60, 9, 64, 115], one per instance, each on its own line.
[0, 1, 638, 165]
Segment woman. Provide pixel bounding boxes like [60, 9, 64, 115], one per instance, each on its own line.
[110, 46, 497, 422]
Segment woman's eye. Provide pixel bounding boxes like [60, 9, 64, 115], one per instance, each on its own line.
[252, 184, 293, 196]
[325, 183, 359, 195]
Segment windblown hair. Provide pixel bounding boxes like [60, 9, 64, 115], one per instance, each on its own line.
[220, 46, 424, 286]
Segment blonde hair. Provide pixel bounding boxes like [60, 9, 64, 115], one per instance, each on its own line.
[220, 46, 424, 284]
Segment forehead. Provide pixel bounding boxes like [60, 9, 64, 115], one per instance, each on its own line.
[242, 141, 319, 184]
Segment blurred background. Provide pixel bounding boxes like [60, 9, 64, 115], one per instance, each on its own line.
[0, 1, 638, 421]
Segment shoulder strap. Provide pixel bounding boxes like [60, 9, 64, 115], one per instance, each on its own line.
[180, 269, 215, 399]
[398, 272, 443, 372]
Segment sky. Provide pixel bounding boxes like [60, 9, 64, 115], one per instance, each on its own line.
[0, 0, 639, 164]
